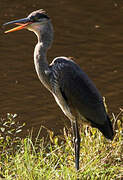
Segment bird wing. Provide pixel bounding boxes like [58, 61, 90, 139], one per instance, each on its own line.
[50, 57, 107, 125]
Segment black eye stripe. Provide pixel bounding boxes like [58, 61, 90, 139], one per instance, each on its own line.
[36, 13, 49, 19]
[29, 13, 49, 22]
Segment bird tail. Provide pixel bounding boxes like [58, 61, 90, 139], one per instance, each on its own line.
[96, 116, 114, 140]
[90, 116, 114, 140]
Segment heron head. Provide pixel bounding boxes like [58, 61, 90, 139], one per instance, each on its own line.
[3, 9, 50, 34]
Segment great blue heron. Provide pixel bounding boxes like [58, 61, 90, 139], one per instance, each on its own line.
[3, 9, 114, 170]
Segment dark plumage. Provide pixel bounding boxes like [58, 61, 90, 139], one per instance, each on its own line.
[50, 57, 114, 140]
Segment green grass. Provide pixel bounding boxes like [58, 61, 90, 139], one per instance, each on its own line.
[0, 110, 123, 180]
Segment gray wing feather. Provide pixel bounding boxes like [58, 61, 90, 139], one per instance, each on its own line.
[50, 57, 107, 125]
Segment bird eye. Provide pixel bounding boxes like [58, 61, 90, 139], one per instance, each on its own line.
[34, 16, 39, 21]
[29, 16, 38, 22]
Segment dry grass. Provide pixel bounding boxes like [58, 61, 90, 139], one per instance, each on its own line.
[0, 109, 122, 180]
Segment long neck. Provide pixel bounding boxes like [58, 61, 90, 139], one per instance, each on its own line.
[34, 22, 53, 91]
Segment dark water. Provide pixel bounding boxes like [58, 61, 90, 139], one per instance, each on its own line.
[0, 0, 123, 137]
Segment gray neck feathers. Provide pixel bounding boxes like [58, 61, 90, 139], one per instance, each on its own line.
[34, 21, 53, 91]
[37, 21, 53, 49]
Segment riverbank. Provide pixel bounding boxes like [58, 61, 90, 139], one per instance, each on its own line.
[0, 110, 122, 179]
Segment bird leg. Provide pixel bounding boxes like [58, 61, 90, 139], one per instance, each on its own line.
[71, 120, 81, 170]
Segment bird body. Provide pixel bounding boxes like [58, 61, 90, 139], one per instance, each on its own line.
[4, 9, 114, 170]
[50, 57, 113, 139]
